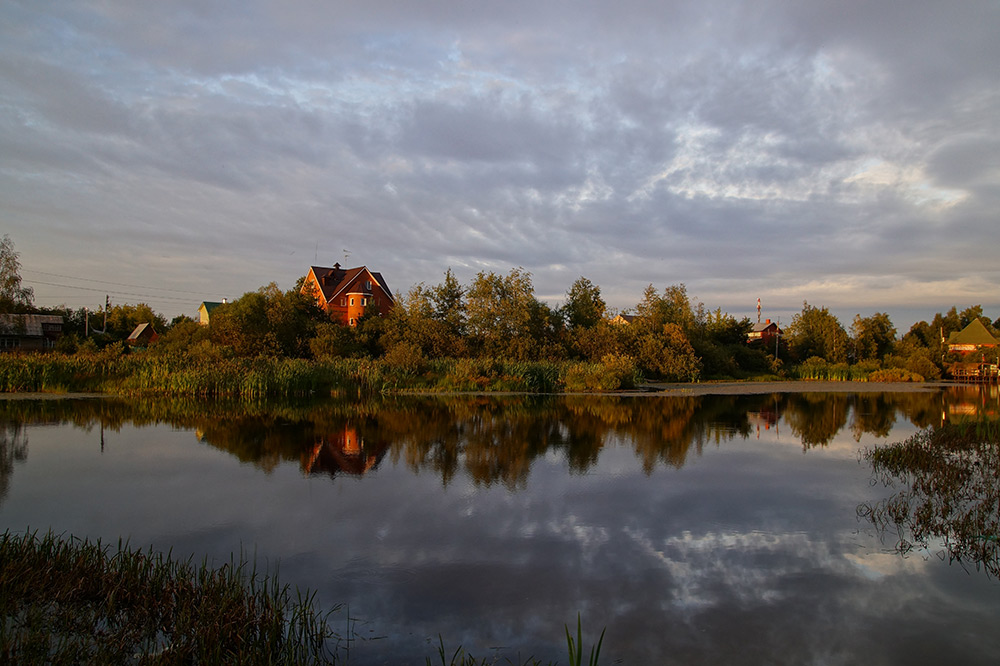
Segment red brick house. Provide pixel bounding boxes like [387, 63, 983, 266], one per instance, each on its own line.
[301, 264, 394, 326]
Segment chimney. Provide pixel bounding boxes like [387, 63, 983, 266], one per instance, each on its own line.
[765, 318, 770, 324]
[334, 262, 341, 270]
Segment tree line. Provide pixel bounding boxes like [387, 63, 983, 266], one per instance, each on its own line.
[3, 236, 998, 382]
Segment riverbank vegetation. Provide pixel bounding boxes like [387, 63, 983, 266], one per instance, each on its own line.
[5, 248, 999, 394]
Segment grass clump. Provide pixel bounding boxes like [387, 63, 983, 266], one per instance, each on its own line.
[0, 530, 339, 664]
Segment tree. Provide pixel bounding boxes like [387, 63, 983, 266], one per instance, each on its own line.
[562, 277, 606, 329]
[634, 283, 697, 334]
[634, 323, 701, 381]
[0, 235, 34, 313]
[786, 302, 849, 363]
[851, 313, 896, 362]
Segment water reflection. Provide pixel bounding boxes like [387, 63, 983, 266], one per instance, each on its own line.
[859, 417, 1000, 578]
[0, 387, 976, 496]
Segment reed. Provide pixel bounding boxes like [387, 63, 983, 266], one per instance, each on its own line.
[0, 530, 339, 664]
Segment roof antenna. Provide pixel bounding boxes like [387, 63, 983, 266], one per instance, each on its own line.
[343, 248, 351, 262]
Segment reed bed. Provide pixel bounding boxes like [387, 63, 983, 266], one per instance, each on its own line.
[0, 352, 646, 397]
[0, 530, 339, 664]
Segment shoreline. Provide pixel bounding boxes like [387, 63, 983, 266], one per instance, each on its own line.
[0, 380, 960, 401]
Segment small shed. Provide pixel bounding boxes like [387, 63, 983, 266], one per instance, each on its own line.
[127, 322, 159, 346]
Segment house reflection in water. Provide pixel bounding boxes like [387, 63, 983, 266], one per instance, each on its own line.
[747, 402, 781, 439]
[301, 425, 389, 478]
[944, 383, 1000, 421]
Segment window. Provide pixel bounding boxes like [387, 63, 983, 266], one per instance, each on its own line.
[365, 280, 372, 290]
[340, 298, 346, 306]
[349, 318, 355, 326]
[361, 297, 367, 306]
[350, 297, 355, 306]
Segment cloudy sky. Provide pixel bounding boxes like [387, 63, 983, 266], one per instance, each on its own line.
[2, 1, 998, 327]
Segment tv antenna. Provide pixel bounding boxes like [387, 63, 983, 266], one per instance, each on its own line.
[343, 248, 351, 262]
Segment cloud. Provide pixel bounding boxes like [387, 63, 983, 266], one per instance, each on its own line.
[1, 0, 998, 322]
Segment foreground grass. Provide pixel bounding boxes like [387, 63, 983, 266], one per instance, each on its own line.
[2, 530, 607, 665]
[1, 530, 339, 664]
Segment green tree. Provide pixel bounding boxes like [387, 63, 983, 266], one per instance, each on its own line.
[430, 268, 466, 338]
[851, 312, 896, 362]
[786, 302, 849, 363]
[0, 235, 34, 313]
[211, 283, 323, 358]
[465, 268, 538, 359]
[634, 283, 697, 333]
[562, 277, 606, 329]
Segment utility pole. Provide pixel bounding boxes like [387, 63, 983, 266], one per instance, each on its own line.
[104, 295, 109, 333]
[84, 307, 89, 337]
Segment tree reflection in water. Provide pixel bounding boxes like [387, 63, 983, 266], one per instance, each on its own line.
[0, 388, 963, 495]
[859, 419, 1000, 578]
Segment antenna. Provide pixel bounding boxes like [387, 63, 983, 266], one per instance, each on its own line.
[343, 248, 351, 262]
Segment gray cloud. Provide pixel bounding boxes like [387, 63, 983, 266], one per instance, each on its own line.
[1, 0, 998, 324]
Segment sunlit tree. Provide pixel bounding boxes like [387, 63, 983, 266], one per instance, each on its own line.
[562, 276, 606, 330]
[851, 312, 896, 362]
[786, 302, 849, 363]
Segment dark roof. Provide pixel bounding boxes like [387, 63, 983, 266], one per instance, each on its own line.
[947, 319, 999, 346]
[751, 321, 780, 333]
[308, 265, 393, 304]
[0, 314, 64, 337]
[199, 301, 224, 312]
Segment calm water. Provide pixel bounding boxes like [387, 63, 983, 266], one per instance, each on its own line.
[2, 387, 999, 665]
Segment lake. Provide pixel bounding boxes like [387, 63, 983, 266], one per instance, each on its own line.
[2, 386, 999, 664]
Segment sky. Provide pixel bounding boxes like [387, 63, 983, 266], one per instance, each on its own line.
[2, 1, 998, 330]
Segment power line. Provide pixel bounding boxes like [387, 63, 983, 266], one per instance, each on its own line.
[23, 269, 211, 297]
[27, 280, 217, 305]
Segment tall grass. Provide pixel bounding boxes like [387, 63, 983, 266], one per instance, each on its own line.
[0, 352, 647, 397]
[0, 530, 339, 664]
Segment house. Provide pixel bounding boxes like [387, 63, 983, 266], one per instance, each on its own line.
[748, 319, 781, 346]
[127, 322, 159, 346]
[946, 319, 999, 354]
[0, 314, 64, 352]
[301, 263, 393, 326]
[610, 313, 638, 326]
[198, 301, 225, 326]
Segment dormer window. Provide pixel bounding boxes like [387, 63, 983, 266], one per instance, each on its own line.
[365, 280, 372, 290]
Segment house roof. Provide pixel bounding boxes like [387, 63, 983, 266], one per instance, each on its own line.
[751, 321, 780, 333]
[947, 319, 999, 346]
[199, 301, 224, 312]
[0, 314, 64, 337]
[308, 265, 393, 304]
[127, 322, 156, 341]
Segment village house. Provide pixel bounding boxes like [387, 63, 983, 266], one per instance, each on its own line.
[0, 314, 64, 351]
[747, 319, 781, 346]
[946, 319, 999, 380]
[300, 263, 393, 326]
[610, 313, 638, 326]
[198, 301, 226, 326]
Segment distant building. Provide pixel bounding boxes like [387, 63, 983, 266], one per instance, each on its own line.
[748, 319, 781, 346]
[127, 322, 159, 347]
[610, 313, 638, 326]
[946, 319, 999, 354]
[301, 264, 393, 326]
[198, 301, 225, 326]
[0, 314, 63, 352]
